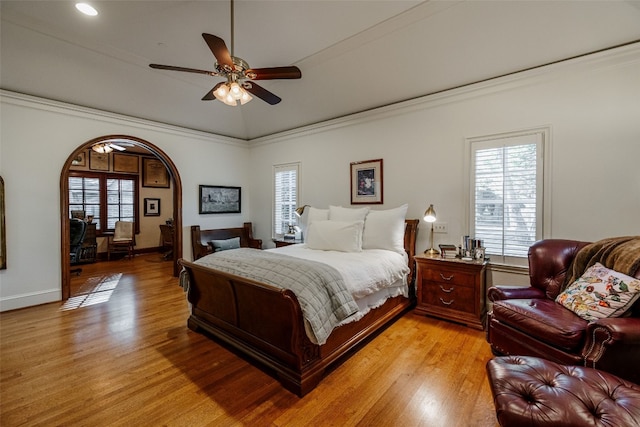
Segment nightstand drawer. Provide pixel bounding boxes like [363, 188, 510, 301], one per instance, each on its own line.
[421, 268, 476, 288]
[421, 281, 476, 313]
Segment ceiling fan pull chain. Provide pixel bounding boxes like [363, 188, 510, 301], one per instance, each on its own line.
[230, 0, 235, 58]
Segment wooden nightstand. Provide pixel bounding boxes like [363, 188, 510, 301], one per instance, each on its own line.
[414, 254, 487, 330]
[273, 238, 302, 248]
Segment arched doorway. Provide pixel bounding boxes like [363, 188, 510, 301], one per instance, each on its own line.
[60, 135, 183, 301]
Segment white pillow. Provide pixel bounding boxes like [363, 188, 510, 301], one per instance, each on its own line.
[329, 205, 369, 222]
[306, 207, 329, 225]
[306, 220, 364, 252]
[363, 204, 408, 254]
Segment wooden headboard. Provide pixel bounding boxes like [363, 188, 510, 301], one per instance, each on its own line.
[190, 222, 262, 260]
[190, 219, 418, 283]
[404, 219, 419, 286]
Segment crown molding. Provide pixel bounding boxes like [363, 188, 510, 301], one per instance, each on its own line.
[0, 89, 249, 148]
[250, 41, 640, 147]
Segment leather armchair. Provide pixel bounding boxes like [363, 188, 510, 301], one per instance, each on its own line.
[487, 238, 640, 384]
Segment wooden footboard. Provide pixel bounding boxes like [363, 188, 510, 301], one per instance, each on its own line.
[179, 219, 419, 396]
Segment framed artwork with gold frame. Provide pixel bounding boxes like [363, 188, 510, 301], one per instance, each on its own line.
[89, 150, 109, 171]
[113, 153, 139, 173]
[71, 150, 87, 167]
[142, 157, 169, 188]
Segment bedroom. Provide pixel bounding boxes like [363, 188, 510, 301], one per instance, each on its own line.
[1, 1, 640, 424]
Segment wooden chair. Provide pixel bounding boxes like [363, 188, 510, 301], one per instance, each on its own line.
[159, 224, 174, 260]
[108, 221, 135, 260]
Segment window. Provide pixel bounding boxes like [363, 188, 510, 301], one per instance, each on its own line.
[467, 128, 548, 265]
[273, 163, 299, 237]
[106, 178, 135, 229]
[69, 175, 101, 229]
[69, 172, 138, 234]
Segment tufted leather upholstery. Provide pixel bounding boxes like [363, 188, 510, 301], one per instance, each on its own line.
[486, 356, 640, 427]
[487, 238, 640, 384]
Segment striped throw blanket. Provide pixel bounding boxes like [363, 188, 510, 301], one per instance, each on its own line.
[194, 248, 359, 345]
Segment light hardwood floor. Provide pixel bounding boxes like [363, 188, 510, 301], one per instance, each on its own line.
[1, 254, 499, 426]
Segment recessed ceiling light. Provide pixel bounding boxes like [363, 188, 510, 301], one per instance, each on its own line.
[75, 3, 98, 16]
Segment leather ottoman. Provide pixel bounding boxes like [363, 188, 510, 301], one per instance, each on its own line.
[486, 356, 640, 427]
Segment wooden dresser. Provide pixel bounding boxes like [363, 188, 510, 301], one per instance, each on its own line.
[414, 254, 487, 330]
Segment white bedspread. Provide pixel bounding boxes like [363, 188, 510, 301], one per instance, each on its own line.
[267, 244, 409, 299]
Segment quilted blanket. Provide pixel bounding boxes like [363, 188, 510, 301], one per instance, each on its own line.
[193, 248, 359, 345]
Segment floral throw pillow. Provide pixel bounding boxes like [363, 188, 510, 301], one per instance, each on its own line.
[556, 262, 640, 321]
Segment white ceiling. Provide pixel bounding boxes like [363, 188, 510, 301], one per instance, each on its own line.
[2, 1, 640, 140]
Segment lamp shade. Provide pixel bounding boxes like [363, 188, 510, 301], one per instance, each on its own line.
[423, 204, 437, 223]
[295, 205, 310, 217]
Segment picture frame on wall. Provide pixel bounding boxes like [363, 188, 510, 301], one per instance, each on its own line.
[89, 150, 109, 171]
[350, 158, 383, 204]
[0, 176, 6, 270]
[113, 153, 139, 173]
[144, 198, 161, 216]
[71, 150, 86, 167]
[142, 157, 170, 188]
[199, 185, 241, 214]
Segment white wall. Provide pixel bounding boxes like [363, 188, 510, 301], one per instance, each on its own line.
[248, 45, 640, 276]
[2, 45, 639, 311]
[0, 93, 251, 311]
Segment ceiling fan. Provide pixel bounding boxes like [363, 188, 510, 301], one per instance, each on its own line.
[149, 0, 301, 106]
[91, 139, 134, 154]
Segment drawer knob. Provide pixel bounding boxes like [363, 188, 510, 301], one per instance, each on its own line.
[439, 285, 454, 293]
[440, 298, 454, 306]
[440, 273, 454, 281]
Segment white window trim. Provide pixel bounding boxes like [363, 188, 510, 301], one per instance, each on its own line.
[463, 126, 552, 266]
[273, 162, 301, 239]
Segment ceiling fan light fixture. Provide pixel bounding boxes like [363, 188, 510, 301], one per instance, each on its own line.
[92, 143, 113, 154]
[213, 81, 252, 106]
[240, 91, 252, 104]
[213, 84, 229, 100]
[229, 82, 242, 99]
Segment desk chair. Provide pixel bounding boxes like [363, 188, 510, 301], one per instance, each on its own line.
[70, 218, 87, 275]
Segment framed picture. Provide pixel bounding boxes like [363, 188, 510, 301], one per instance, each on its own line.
[142, 157, 170, 188]
[89, 150, 109, 171]
[71, 150, 86, 167]
[113, 153, 139, 173]
[144, 198, 161, 216]
[0, 176, 6, 270]
[199, 185, 241, 214]
[350, 158, 383, 204]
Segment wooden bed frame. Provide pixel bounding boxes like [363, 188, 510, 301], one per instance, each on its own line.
[178, 219, 419, 396]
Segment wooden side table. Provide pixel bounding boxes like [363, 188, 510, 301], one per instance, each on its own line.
[272, 238, 303, 248]
[414, 254, 487, 330]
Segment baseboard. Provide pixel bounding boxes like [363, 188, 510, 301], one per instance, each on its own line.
[0, 289, 60, 312]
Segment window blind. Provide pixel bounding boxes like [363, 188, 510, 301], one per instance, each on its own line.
[471, 131, 544, 260]
[274, 163, 299, 237]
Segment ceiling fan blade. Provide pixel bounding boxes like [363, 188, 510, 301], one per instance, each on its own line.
[202, 82, 225, 101]
[202, 33, 234, 71]
[109, 144, 126, 151]
[242, 81, 281, 105]
[149, 64, 217, 76]
[246, 66, 301, 80]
